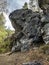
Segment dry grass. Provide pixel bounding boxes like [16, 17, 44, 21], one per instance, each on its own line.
[0, 48, 49, 65]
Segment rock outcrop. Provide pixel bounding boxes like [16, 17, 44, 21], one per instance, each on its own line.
[29, 0, 49, 12]
[39, 0, 49, 8]
[9, 8, 49, 53]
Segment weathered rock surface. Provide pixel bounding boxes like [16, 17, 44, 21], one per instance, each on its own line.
[9, 9, 43, 43]
[9, 9, 49, 53]
[29, 0, 49, 12]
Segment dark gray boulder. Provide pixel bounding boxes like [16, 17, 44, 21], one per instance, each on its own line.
[9, 9, 44, 44]
[41, 12, 49, 44]
[9, 9, 49, 53]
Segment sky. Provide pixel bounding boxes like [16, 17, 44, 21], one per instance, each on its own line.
[5, 0, 29, 30]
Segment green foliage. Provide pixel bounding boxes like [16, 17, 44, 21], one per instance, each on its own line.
[0, 30, 14, 53]
[0, 13, 6, 44]
[0, 48, 6, 53]
[0, 39, 11, 53]
[0, 29, 14, 53]
[23, 2, 28, 9]
[0, 13, 14, 53]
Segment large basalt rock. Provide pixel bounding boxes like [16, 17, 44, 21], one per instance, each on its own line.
[9, 9, 49, 53]
[9, 9, 44, 43]
[29, 0, 49, 12]
[41, 11, 49, 44]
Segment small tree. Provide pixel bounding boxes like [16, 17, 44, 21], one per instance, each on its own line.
[23, 2, 28, 9]
[0, 13, 5, 29]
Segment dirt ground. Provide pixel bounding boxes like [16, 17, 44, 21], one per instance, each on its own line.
[0, 49, 49, 65]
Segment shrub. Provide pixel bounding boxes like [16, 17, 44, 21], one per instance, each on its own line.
[39, 44, 49, 55]
[0, 38, 11, 53]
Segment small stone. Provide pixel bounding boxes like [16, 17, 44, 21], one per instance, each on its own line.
[22, 61, 42, 65]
